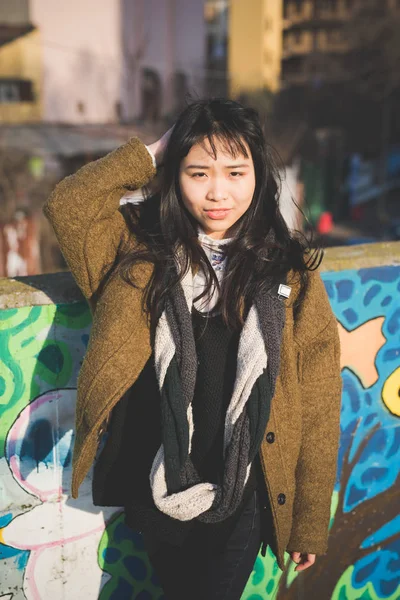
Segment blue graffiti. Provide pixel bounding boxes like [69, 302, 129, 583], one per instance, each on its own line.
[322, 265, 400, 598]
[0, 513, 30, 568]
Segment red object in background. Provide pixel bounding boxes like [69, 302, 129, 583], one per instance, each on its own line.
[317, 211, 334, 234]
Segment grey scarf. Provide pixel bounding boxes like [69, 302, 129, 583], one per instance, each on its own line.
[149, 258, 287, 523]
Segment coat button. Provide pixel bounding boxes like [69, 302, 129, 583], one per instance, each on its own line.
[266, 431, 275, 444]
[277, 493, 286, 505]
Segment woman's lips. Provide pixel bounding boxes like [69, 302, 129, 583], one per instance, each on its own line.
[205, 209, 232, 220]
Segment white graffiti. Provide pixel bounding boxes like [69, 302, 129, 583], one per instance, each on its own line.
[0, 389, 118, 600]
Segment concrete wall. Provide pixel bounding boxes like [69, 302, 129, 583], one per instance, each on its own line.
[0, 242, 399, 599]
[30, 0, 122, 124]
[121, 0, 205, 122]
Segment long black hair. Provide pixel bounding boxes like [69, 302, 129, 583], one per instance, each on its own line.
[117, 98, 322, 335]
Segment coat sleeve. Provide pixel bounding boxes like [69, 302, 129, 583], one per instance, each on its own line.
[43, 138, 156, 302]
[288, 268, 342, 555]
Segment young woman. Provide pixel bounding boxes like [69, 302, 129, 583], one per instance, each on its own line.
[44, 98, 342, 600]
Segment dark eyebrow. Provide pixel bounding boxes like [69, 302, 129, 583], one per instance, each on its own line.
[186, 164, 211, 169]
[185, 163, 250, 169]
[225, 164, 250, 169]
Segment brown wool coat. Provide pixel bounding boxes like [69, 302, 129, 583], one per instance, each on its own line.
[43, 137, 343, 571]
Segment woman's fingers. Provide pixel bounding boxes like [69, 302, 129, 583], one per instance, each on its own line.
[290, 552, 316, 571]
[160, 126, 174, 147]
[158, 126, 175, 162]
[148, 126, 175, 167]
[290, 551, 301, 563]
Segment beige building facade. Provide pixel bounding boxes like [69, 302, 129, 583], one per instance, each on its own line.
[0, 26, 42, 123]
[228, 0, 283, 96]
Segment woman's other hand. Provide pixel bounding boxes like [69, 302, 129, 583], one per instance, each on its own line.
[289, 551, 316, 571]
[148, 126, 174, 167]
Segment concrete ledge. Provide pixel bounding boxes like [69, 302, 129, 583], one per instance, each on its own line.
[0, 271, 85, 309]
[319, 241, 400, 272]
[1, 241, 399, 309]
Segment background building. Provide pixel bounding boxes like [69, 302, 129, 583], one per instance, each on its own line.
[29, 0, 122, 124]
[281, 0, 352, 88]
[0, 0, 399, 276]
[229, 0, 400, 95]
[228, 0, 283, 96]
[121, 0, 206, 123]
[0, 0, 206, 126]
[0, 0, 41, 124]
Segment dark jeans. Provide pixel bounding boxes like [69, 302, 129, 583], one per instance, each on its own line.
[144, 490, 262, 600]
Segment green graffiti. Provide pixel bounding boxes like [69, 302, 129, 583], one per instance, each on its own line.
[98, 513, 164, 600]
[56, 302, 92, 330]
[0, 307, 18, 321]
[242, 548, 285, 598]
[0, 302, 91, 459]
[36, 342, 72, 386]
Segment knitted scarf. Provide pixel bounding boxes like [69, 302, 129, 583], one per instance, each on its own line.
[150, 256, 286, 523]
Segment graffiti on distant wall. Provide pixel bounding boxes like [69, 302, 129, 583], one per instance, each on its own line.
[0, 265, 399, 599]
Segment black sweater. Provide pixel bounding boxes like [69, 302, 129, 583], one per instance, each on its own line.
[92, 310, 266, 551]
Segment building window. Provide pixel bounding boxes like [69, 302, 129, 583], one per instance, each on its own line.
[204, 2, 216, 22]
[0, 82, 19, 103]
[317, 30, 327, 49]
[0, 79, 34, 103]
[283, 33, 290, 51]
[294, 30, 303, 45]
[77, 101, 85, 115]
[319, 0, 337, 12]
[207, 34, 226, 60]
[283, 1, 289, 19]
[294, 0, 303, 14]
[327, 29, 342, 44]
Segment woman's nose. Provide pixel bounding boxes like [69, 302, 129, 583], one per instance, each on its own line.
[206, 181, 228, 202]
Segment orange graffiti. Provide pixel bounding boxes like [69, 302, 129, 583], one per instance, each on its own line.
[338, 317, 386, 388]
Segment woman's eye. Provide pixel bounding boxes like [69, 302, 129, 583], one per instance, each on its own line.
[191, 171, 243, 178]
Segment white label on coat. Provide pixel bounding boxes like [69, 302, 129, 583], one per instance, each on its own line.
[278, 284, 292, 298]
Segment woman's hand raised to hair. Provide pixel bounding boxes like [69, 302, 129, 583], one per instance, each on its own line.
[147, 126, 174, 167]
[290, 552, 316, 572]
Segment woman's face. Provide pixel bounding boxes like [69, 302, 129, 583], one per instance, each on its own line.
[178, 136, 256, 239]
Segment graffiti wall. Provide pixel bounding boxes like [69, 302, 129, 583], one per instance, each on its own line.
[0, 258, 399, 599]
